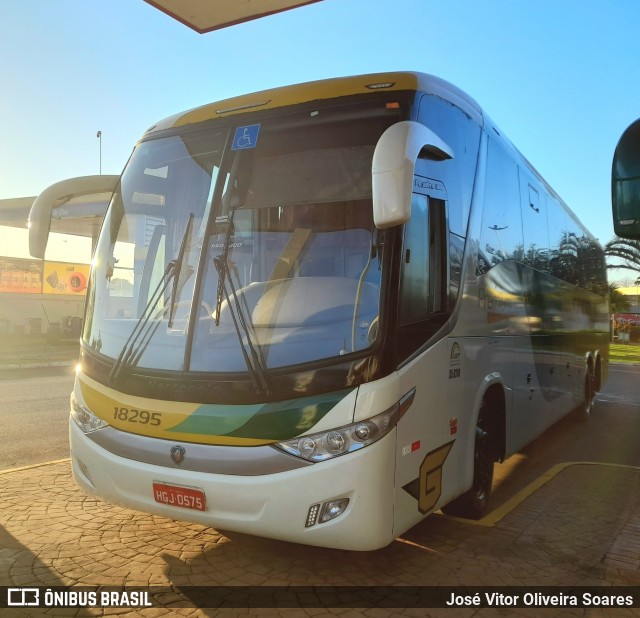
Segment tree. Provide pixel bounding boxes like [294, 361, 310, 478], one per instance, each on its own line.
[605, 237, 640, 278]
[550, 232, 607, 295]
[608, 282, 632, 315]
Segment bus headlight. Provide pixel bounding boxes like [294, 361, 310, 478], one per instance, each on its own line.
[70, 393, 109, 433]
[274, 388, 415, 462]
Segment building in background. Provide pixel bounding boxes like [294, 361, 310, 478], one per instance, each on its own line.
[612, 285, 640, 342]
[0, 195, 106, 337]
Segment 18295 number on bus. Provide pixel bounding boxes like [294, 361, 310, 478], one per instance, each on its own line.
[113, 407, 161, 426]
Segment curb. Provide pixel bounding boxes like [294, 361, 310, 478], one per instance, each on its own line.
[0, 360, 76, 371]
[1, 359, 637, 371]
[0, 458, 71, 476]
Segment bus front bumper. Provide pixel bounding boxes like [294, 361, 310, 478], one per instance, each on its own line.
[69, 419, 397, 551]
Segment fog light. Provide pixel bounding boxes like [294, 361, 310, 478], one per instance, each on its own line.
[305, 498, 350, 528]
[319, 498, 349, 523]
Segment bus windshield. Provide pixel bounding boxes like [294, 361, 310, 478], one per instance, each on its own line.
[83, 104, 398, 375]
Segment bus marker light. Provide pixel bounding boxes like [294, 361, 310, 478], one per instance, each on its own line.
[365, 82, 395, 90]
[402, 441, 421, 456]
[306, 504, 320, 527]
[215, 100, 270, 114]
[449, 418, 458, 435]
[76, 458, 94, 486]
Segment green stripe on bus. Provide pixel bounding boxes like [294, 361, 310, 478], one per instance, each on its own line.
[167, 388, 354, 440]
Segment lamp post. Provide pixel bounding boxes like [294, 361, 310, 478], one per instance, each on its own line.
[96, 130, 102, 174]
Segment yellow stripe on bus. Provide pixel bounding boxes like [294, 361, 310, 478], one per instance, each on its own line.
[173, 73, 421, 126]
[78, 374, 275, 447]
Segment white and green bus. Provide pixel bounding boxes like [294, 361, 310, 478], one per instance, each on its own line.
[30, 72, 609, 550]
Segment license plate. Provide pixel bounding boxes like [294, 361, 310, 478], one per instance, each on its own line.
[153, 482, 206, 511]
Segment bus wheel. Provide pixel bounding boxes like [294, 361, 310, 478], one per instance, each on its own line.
[442, 424, 494, 519]
[593, 357, 602, 393]
[574, 371, 594, 422]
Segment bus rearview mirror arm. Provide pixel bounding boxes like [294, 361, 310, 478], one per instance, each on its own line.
[372, 121, 453, 229]
[28, 175, 119, 259]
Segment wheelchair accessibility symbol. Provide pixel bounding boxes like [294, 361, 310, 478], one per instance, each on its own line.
[231, 124, 261, 150]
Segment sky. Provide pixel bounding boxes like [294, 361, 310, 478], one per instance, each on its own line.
[1, 0, 639, 275]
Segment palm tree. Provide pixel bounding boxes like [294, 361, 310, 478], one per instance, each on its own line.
[608, 282, 632, 314]
[605, 237, 640, 277]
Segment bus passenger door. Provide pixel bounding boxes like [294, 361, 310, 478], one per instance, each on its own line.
[393, 177, 461, 536]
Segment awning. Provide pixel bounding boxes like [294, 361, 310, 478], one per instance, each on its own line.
[145, 0, 322, 33]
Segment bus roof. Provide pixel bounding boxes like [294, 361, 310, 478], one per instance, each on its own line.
[140, 71, 597, 246]
[144, 72, 484, 136]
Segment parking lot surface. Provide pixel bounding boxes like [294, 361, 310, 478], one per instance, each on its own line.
[1, 368, 639, 616]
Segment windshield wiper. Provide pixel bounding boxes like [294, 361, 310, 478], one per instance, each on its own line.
[168, 212, 194, 328]
[108, 214, 194, 384]
[213, 213, 271, 396]
[108, 261, 175, 384]
[213, 213, 234, 328]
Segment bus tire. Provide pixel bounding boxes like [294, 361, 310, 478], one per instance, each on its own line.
[593, 356, 602, 392]
[442, 423, 494, 520]
[574, 370, 594, 422]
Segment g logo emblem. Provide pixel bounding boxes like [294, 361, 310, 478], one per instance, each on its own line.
[419, 441, 454, 514]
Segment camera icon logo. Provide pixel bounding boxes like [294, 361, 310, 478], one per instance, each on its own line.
[7, 588, 40, 606]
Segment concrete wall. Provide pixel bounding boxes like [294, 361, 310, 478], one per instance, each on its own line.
[0, 294, 84, 336]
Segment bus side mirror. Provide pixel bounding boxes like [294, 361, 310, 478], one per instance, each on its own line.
[29, 175, 119, 259]
[372, 121, 453, 229]
[612, 118, 640, 239]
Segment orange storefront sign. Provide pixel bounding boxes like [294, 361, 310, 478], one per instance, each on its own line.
[0, 258, 42, 294]
[42, 262, 90, 296]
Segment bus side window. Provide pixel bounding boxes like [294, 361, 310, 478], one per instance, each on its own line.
[479, 138, 523, 268]
[396, 194, 448, 362]
[428, 198, 447, 314]
[399, 193, 430, 325]
[519, 172, 549, 273]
